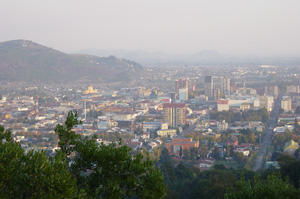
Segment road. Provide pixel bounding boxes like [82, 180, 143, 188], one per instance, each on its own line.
[253, 93, 283, 171]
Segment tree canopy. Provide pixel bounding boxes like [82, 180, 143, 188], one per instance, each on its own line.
[0, 111, 166, 199]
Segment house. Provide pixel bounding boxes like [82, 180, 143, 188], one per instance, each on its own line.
[265, 161, 280, 169]
[194, 158, 216, 171]
[142, 122, 168, 132]
[217, 100, 229, 111]
[226, 135, 238, 147]
[236, 149, 250, 156]
[157, 129, 177, 137]
[141, 132, 150, 140]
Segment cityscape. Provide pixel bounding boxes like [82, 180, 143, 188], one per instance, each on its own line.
[1, 0, 300, 198]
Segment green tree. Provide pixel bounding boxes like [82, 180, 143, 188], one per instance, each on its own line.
[190, 147, 199, 160]
[54, 111, 82, 156]
[55, 111, 166, 199]
[296, 106, 300, 114]
[236, 152, 246, 164]
[179, 145, 183, 158]
[183, 148, 191, 160]
[225, 173, 299, 199]
[199, 145, 208, 158]
[0, 127, 80, 199]
[211, 147, 220, 159]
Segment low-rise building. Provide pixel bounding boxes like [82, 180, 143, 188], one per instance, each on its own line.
[165, 137, 199, 156]
[142, 122, 168, 132]
[157, 129, 177, 138]
[217, 100, 229, 112]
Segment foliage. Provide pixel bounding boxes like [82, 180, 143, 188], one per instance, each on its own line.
[277, 156, 300, 188]
[210, 108, 269, 123]
[211, 147, 220, 159]
[87, 109, 103, 119]
[272, 131, 292, 150]
[1, 110, 166, 199]
[295, 106, 300, 114]
[54, 111, 82, 156]
[70, 139, 165, 199]
[238, 128, 256, 144]
[225, 173, 299, 199]
[0, 127, 80, 199]
[55, 111, 166, 199]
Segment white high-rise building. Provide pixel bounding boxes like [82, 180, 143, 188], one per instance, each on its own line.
[220, 77, 231, 96]
[178, 88, 188, 101]
[281, 96, 292, 112]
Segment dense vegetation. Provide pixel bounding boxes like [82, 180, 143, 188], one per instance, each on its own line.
[210, 108, 269, 123]
[0, 112, 165, 199]
[160, 148, 300, 199]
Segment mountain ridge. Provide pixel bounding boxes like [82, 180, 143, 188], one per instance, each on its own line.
[78, 48, 300, 66]
[0, 40, 143, 83]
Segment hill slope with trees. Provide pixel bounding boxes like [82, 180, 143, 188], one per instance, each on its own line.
[0, 40, 143, 83]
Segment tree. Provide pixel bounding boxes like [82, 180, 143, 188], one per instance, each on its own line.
[225, 173, 299, 199]
[211, 147, 220, 159]
[236, 152, 245, 163]
[0, 126, 80, 199]
[190, 169, 237, 199]
[54, 111, 81, 157]
[1, 111, 166, 199]
[179, 146, 183, 158]
[55, 111, 166, 199]
[190, 147, 199, 160]
[199, 145, 208, 158]
[296, 106, 300, 114]
[183, 148, 191, 160]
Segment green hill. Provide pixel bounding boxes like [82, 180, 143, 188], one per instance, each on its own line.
[0, 40, 143, 83]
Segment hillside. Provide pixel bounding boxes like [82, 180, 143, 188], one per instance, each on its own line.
[0, 40, 143, 83]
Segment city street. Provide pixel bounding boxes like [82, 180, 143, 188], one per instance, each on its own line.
[253, 93, 283, 171]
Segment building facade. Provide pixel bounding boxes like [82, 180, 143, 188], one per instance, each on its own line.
[220, 77, 231, 96]
[204, 76, 213, 99]
[163, 103, 186, 127]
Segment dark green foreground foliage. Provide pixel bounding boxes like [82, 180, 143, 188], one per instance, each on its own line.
[160, 147, 300, 199]
[0, 128, 79, 198]
[0, 112, 166, 199]
[226, 173, 300, 199]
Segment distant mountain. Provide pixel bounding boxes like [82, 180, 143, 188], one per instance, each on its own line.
[0, 40, 143, 83]
[78, 49, 300, 66]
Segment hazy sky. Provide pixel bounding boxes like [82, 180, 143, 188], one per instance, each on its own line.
[1, 0, 300, 56]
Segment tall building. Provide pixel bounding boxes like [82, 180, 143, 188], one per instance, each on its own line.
[178, 88, 188, 101]
[212, 88, 221, 101]
[163, 103, 186, 127]
[264, 85, 279, 97]
[220, 77, 231, 96]
[175, 79, 188, 91]
[281, 96, 292, 112]
[259, 96, 274, 111]
[204, 76, 213, 99]
[169, 92, 178, 102]
[230, 81, 236, 94]
[188, 80, 196, 91]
